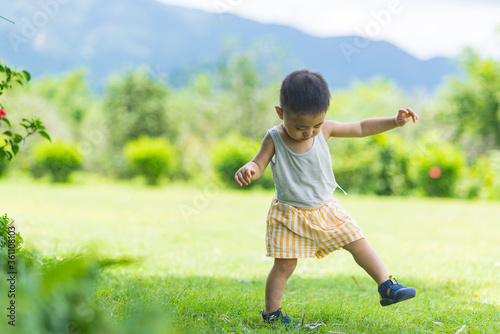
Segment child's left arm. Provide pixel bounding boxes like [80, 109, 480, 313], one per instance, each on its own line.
[326, 107, 419, 138]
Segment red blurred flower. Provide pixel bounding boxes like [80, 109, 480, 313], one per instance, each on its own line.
[0, 108, 6, 119]
[429, 166, 441, 179]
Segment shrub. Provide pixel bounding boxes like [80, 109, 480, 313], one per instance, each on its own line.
[211, 133, 274, 189]
[334, 133, 459, 197]
[408, 134, 466, 197]
[331, 136, 383, 195]
[123, 136, 176, 185]
[31, 141, 83, 182]
[373, 133, 414, 196]
[458, 150, 500, 199]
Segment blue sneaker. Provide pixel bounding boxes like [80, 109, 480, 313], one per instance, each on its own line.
[378, 276, 416, 306]
[259, 308, 301, 327]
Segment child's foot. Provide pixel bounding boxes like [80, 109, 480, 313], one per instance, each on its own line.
[378, 276, 416, 306]
[259, 308, 301, 327]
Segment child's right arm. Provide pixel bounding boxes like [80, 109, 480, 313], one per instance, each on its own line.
[234, 132, 275, 186]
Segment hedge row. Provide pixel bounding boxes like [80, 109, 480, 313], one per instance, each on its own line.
[212, 132, 500, 199]
[1, 133, 499, 200]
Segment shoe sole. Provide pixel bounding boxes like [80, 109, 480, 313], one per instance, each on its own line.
[380, 287, 416, 306]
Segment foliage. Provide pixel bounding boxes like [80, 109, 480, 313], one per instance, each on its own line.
[457, 150, 500, 200]
[218, 52, 279, 140]
[445, 49, 500, 151]
[331, 136, 382, 194]
[373, 133, 414, 196]
[1, 213, 163, 334]
[0, 214, 23, 258]
[123, 136, 176, 185]
[211, 133, 274, 189]
[31, 140, 83, 182]
[331, 133, 414, 196]
[2, 51, 500, 200]
[30, 70, 93, 137]
[100, 68, 170, 177]
[0, 157, 8, 177]
[102, 68, 169, 150]
[408, 133, 466, 197]
[1, 64, 51, 160]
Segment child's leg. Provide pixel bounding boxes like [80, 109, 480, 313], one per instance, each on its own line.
[343, 238, 388, 285]
[264, 258, 297, 314]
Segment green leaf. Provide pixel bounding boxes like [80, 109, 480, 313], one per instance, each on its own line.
[22, 70, 31, 82]
[3, 118, 11, 127]
[0, 65, 5, 72]
[11, 142, 19, 155]
[3, 130, 13, 138]
[39, 131, 51, 142]
[13, 134, 23, 144]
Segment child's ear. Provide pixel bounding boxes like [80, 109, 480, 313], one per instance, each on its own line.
[275, 106, 284, 120]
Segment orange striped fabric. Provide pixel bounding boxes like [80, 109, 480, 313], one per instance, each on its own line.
[266, 196, 364, 259]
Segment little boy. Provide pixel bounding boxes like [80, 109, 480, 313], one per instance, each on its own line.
[235, 70, 418, 327]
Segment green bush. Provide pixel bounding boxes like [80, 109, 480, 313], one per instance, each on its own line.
[331, 134, 414, 196]
[458, 151, 500, 199]
[211, 134, 274, 189]
[123, 136, 176, 185]
[408, 134, 466, 197]
[373, 134, 414, 196]
[331, 136, 382, 194]
[31, 141, 83, 182]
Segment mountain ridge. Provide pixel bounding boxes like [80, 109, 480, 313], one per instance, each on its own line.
[0, 0, 458, 92]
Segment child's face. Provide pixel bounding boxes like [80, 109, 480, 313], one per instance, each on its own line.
[276, 107, 326, 142]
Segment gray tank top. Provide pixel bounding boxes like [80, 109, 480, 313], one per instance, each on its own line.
[268, 126, 344, 208]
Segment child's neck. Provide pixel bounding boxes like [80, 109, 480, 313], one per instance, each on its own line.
[278, 123, 315, 154]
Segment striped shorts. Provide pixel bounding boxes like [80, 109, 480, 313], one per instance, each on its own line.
[266, 197, 364, 259]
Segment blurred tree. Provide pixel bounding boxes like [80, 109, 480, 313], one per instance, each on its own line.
[30, 70, 92, 139]
[445, 50, 500, 150]
[218, 51, 280, 140]
[102, 68, 169, 150]
[329, 78, 410, 122]
[100, 68, 169, 177]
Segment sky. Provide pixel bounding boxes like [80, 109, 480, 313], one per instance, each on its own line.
[155, 0, 500, 60]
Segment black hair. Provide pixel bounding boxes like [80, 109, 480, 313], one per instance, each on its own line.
[279, 70, 331, 116]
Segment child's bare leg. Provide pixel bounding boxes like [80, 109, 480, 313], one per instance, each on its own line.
[264, 258, 297, 313]
[343, 238, 389, 285]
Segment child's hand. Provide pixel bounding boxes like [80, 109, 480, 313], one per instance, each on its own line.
[396, 107, 419, 127]
[235, 166, 257, 186]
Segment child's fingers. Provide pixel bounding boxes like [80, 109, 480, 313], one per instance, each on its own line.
[235, 170, 248, 186]
[245, 169, 254, 184]
[404, 107, 419, 122]
[234, 174, 243, 186]
[235, 167, 257, 186]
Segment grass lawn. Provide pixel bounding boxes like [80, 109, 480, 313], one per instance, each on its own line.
[2, 178, 500, 333]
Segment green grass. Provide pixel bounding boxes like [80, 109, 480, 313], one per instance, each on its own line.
[2, 178, 500, 333]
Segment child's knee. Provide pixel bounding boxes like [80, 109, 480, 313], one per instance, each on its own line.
[274, 258, 297, 274]
[343, 238, 369, 254]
